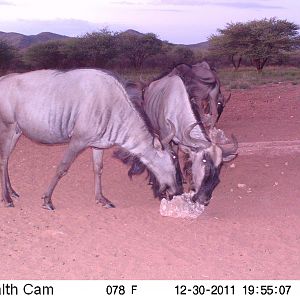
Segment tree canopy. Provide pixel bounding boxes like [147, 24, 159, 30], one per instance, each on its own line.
[23, 30, 166, 70]
[209, 18, 300, 71]
[23, 41, 64, 69]
[0, 40, 16, 74]
[117, 32, 163, 69]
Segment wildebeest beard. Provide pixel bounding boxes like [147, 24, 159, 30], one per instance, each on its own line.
[184, 152, 221, 204]
[113, 148, 178, 199]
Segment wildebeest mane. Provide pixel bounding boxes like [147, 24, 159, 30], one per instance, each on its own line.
[124, 80, 156, 136]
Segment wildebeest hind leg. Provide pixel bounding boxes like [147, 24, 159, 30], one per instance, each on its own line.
[92, 148, 115, 208]
[42, 139, 86, 210]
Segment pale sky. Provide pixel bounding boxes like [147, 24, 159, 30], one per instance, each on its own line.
[0, 0, 299, 44]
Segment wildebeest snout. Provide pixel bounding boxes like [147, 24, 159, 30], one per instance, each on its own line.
[192, 191, 212, 206]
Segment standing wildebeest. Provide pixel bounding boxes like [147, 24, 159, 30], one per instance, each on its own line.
[169, 62, 230, 127]
[138, 74, 237, 206]
[0, 69, 182, 210]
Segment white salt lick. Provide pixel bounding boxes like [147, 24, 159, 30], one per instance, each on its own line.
[160, 192, 205, 219]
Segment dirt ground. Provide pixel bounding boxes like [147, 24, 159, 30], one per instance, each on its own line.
[0, 83, 300, 280]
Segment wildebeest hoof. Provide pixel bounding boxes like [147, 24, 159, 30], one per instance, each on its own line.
[42, 202, 55, 210]
[96, 200, 116, 208]
[96, 197, 115, 208]
[6, 202, 14, 208]
[11, 191, 20, 198]
[103, 203, 115, 209]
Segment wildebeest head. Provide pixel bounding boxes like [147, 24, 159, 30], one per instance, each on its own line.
[146, 137, 184, 199]
[182, 124, 238, 206]
[114, 134, 183, 200]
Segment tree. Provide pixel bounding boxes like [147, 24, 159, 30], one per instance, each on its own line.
[246, 18, 300, 71]
[79, 29, 118, 68]
[60, 38, 90, 68]
[118, 32, 163, 69]
[24, 41, 64, 69]
[170, 46, 195, 66]
[209, 22, 248, 70]
[0, 40, 16, 74]
[209, 18, 300, 71]
[23, 29, 118, 70]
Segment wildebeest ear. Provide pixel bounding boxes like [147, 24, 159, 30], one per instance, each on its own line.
[220, 134, 238, 162]
[193, 61, 211, 70]
[224, 92, 231, 104]
[192, 62, 216, 84]
[169, 63, 192, 77]
[153, 137, 163, 151]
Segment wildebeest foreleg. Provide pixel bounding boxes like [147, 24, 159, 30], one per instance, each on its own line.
[0, 124, 21, 207]
[42, 140, 86, 210]
[92, 148, 115, 208]
[0, 156, 13, 207]
[6, 130, 22, 198]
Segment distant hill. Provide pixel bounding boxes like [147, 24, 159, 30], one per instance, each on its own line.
[185, 41, 209, 50]
[0, 31, 70, 49]
[119, 29, 145, 38]
[0, 29, 208, 50]
[120, 29, 209, 50]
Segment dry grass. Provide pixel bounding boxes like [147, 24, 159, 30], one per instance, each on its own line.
[118, 67, 163, 82]
[4, 62, 300, 91]
[119, 66, 300, 90]
[219, 66, 300, 90]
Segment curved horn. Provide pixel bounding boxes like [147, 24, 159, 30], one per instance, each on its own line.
[184, 122, 199, 144]
[225, 92, 231, 104]
[220, 134, 238, 158]
[161, 119, 176, 147]
[184, 122, 211, 148]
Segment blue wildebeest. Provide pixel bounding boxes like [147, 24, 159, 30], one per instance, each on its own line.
[130, 74, 237, 206]
[0, 69, 182, 210]
[169, 62, 231, 128]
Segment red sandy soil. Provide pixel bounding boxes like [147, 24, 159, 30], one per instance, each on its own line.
[0, 83, 300, 280]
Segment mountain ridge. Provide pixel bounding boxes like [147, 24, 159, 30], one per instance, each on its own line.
[0, 29, 209, 50]
[0, 31, 70, 49]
